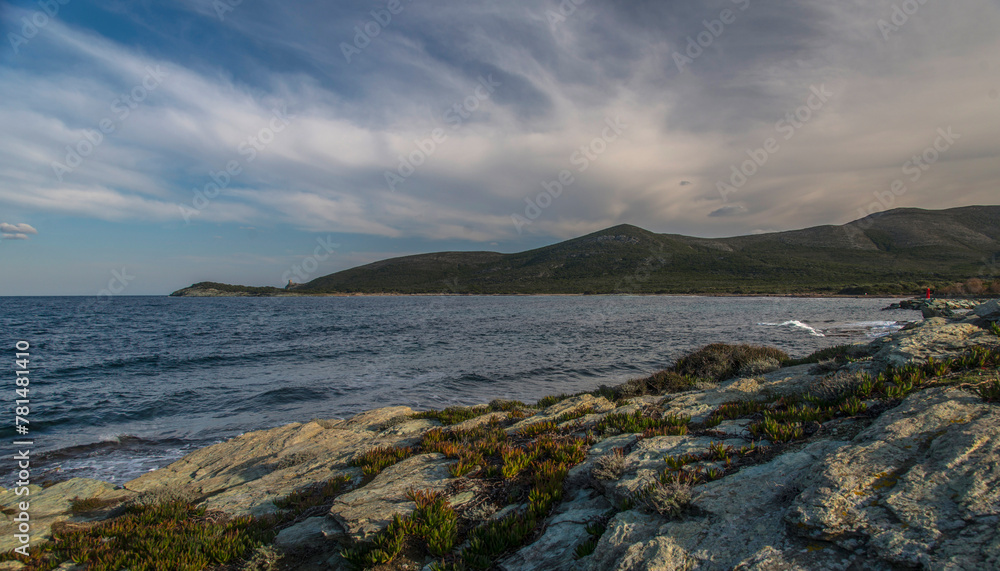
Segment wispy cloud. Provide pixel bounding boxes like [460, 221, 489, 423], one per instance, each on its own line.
[1, 0, 998, 246]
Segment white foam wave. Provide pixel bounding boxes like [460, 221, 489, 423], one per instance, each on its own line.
[836, 320, 908, 338]
[758, 320, 826, 337]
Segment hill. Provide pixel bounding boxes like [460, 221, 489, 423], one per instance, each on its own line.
[173, 206, 1000, 296]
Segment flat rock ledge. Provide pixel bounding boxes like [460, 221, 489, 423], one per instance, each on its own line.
[2, 314, 998, 570]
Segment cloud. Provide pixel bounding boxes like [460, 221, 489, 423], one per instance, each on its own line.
[0, 223, 38, 234]
[1, 0, 998, 245]
[709, 205, 747, 217]
[0, 223, 38, 239]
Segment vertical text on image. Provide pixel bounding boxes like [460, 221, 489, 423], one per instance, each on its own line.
[12, 341, 34, 557]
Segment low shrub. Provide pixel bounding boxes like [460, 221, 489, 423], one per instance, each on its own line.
[592, 448, 627, 480]
[639, 480, 692, 517]
[272, 474, 352, 513]
[413, 406, 490, 425]
[974, 379, 1000, 403]
[596, 410, 689, 435]
[350, 446, 413, 476]
[537, 394, 572, 408]
[784, 344, 860, 366]
[673, 343, 789, 382]
[1, 500, 276, 571]
[556, 406, 595, 423]
[612, 370, 699, 398]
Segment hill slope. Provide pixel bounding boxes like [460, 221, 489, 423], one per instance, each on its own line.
[173, 206, 1000, 296]
[290, 206, 999, 295]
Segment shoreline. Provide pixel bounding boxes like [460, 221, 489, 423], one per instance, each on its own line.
[2, 301, 997, 569]
[167, 290, 919, 299]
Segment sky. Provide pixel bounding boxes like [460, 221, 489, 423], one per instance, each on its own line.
[1, 0, 998, 295]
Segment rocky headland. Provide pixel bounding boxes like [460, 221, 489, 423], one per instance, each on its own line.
[2, 299, 999, 570]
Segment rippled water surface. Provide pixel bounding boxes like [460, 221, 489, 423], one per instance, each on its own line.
[0, 295, 920, 483]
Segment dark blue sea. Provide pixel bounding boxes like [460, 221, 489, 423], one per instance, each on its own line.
[0, 296, 920, 484]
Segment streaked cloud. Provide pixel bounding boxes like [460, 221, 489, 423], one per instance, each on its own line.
[1, 0, 998, 293]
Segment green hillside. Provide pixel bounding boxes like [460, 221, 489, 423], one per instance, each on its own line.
[175, 206, 1000, 296]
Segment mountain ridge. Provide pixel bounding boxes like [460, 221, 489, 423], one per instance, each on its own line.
[171, 205, 1000, 296]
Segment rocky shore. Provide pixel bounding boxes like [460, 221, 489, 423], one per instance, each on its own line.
[3, 302, 1000, 570]
[884, 297, 1000, 321]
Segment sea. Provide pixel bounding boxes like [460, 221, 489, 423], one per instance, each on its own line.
[0, 295, 921, 486]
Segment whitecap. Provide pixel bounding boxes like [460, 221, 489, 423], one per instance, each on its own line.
[757, 320, 825, 337]
[832, 320, 909, 338]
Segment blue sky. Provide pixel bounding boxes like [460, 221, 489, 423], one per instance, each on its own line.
[1, 0, 999, 295]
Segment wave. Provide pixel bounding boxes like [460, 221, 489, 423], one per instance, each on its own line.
[832, 320, 907, 338]
[758, 320, 825, 337]
[18, 435, 203, 486]
[36, 435, 191, 460]
[232, 386, 335, 412]
[837, 320, 900, 329]
[47, 349, 302, 379]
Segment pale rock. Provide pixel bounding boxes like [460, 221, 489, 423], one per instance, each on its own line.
[661, 365, 820, 422]
[125, 407, 425, 515]
[787, 388, 1000, 569]
[872, 318, 996, 367]
[329, 453, 455, 540]
[500, 488, 611, 571]
[274, 515, 344, 549]
[973, 299, 1000, 319]
[0, 478, 134, 552]
[508, 394, 617, 433]
[588, 440, 853, 570]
